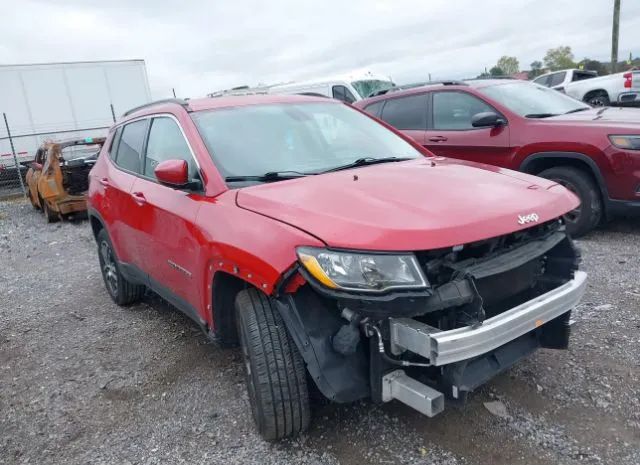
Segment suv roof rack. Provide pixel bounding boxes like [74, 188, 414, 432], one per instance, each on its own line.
[369, 80, 468, 98]
[122, 98, 190, 117]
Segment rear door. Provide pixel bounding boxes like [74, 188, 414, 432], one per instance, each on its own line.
[377, 93, 428, 144]
[105, 119, 149, 270]
[422, 90, 512, 166]
[129, 115, 204, 319]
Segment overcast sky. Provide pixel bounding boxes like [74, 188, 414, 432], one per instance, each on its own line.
[1, 0, 639, 99]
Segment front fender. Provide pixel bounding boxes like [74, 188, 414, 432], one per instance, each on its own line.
[196, 192, 324, 326]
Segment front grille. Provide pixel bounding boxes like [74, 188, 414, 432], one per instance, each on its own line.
[413, 219, 577, 327]
[416, 219, 562, 285]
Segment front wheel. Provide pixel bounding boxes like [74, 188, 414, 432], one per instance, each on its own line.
[539, 166, 602, 237]
[96, 229, 145, 305]
[235, 288, 310, 440]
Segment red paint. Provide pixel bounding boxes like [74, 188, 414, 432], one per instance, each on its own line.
[155, 159, 188, 185]
[355, 81, 640, 203]
[88, 95, 578, 332]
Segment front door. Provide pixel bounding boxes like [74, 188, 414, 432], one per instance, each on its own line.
[130, 116, 204, 321]
[422, 90, 512, 167]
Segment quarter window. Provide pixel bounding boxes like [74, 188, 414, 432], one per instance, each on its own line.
[379, 94, 427, 130]
[144, 117, 196, 179]
[332, 85, 357, 104]
[433, 92, 495, 130]
[114, 120, 147, 173]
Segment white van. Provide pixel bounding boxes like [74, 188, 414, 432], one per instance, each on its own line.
[268, 70, 395, 102]
[208, 70, 395, 103]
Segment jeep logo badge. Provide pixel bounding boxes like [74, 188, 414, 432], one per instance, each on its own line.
[517, 213, 540, 225]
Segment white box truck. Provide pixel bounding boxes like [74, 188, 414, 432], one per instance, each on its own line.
[0, 59, 152, 172]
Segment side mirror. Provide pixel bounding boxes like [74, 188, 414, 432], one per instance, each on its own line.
[155, 159, 189, 186]
[471, 111, 506, 128]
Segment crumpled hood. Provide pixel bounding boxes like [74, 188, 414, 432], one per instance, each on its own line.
[236, 158, 579, 251]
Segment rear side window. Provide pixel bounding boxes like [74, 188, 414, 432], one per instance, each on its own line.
[363, 101, 385, 118]
[433, 92, 495, 130]
[548, 72, 566, 87]
[332, 85, 357, 103]
[533, 75, 550, 87]
[379, 94, 427, 130]
[144, 117, 197, 179]
[114, 120, 147, 173]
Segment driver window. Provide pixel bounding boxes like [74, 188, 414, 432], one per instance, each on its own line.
[144, 117, 197, 180]
[332, 85, 357, 104]
[433, 92, 495, 130]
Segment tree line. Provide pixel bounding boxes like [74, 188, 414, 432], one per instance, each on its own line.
[477, 46, 639, 79]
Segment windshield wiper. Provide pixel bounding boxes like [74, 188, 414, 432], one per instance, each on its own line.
[225, 170, 312, 183]
[320, 156, 413, 174]
[564, 108, 590, 114]
[524, 113, 559, 119]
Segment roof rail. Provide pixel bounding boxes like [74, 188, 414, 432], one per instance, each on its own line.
[122, 98, 190, 117]
[369, 80, 468, 97]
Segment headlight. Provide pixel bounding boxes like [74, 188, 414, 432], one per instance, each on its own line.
[297, 247, 429, 293]
[609, 135, 640, 150]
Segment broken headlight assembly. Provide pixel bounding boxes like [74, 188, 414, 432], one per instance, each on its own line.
[297, 247, 429, 293]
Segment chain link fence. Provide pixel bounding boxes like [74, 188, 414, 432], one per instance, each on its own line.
[0, 106, 116, 199]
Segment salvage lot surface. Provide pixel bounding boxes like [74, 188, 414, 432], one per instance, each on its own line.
[1, 197, 639, 465]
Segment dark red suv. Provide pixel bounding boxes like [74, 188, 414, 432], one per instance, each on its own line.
[355, 79, 640, 236]
[87, 95, 586, 440]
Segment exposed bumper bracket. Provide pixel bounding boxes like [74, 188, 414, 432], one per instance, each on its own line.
[381, 370, 444, 417]
[390, 271, 587, 366]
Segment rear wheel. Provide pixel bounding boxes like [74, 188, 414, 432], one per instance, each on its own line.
[539, 166, 602, 237]
[235, 288, 310, 440]
[585, 91, 610, 107]
[42, 199, 59, 223]
[29, 189, 39, 210]
[96, 229, 145, 305]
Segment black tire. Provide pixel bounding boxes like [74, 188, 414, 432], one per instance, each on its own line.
[539, 166, 602, 237]
[585, 91, 610, 107]
[42, 199, 59, 223]
[235, 288, 310, 440]
[96, 228, 146, 306]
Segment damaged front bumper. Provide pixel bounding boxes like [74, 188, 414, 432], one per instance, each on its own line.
[379, 271, 587, 416]
[390, 270, 587, 366]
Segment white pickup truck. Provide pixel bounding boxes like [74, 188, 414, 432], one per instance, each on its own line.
[532, 68, 640, 106]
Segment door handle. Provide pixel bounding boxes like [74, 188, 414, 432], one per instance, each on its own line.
[428, 136, 448, 142]
[131, 191, 147, 205]
[99, 177, 110, 187]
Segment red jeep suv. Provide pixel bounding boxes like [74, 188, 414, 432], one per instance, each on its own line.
[355, 79, 640, 236]
[88, 95, 586, 440]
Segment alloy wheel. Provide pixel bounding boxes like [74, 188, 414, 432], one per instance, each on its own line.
[100, 241, 118, 296]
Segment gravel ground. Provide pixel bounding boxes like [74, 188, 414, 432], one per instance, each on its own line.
[1, 197, 639, 465]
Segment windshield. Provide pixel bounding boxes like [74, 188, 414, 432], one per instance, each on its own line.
[351, 79, 395, 99]
[191, 102, 422, 180]
[477, 82, 590, 117]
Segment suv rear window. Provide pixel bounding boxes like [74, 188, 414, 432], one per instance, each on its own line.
[379, 94, 427, 130]
[363, 101, 385, 118]
[114, 120, 147, 173]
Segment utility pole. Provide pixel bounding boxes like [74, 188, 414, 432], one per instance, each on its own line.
[611, 0, 621, 73]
